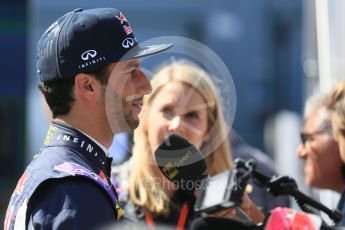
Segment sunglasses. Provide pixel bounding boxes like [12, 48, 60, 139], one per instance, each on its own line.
[300, 130, 327, 145]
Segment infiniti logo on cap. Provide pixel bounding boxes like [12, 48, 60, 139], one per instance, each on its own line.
[81, 50, 97, 61]
[122, 38, 134, 49]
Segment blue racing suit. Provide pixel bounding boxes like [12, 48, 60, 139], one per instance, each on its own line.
[4, 122, 122, 230]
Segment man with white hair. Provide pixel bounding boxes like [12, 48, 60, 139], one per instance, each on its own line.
[297, 93, 344, 193]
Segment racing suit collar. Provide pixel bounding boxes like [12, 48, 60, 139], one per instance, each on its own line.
[45, 121, 113, 175]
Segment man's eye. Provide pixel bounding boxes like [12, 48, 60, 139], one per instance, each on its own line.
[130, 67, 140, 75]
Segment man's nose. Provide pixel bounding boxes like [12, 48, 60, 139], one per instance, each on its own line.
[137, 70, 152, 95]
[297, 144, 307, 159]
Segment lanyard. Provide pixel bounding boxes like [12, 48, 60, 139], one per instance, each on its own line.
[144, 203, 190, 230]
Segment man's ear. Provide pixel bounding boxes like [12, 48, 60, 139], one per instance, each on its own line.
[74, 73, 98, 99]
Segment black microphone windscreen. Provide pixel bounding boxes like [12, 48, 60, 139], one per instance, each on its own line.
[154, 134, 207, 185]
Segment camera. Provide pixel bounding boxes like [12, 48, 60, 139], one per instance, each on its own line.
[194, 169, 247, 213]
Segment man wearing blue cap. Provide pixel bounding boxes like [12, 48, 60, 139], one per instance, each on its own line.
[4, 8, 171, 230]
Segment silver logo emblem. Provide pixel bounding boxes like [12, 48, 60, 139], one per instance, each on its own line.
[81, 50, 97, 60]
[122, 38, 135, 49]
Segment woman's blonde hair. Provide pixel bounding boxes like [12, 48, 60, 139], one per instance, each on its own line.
[325, 79, 345, 132]
[129, 60, 233, 215]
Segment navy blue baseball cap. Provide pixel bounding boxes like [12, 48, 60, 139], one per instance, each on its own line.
[37, 8, 172, 82]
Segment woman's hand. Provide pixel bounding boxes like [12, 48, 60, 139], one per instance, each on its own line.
[239, 194, 265, 224]
[211, 194, 265, 224]
[212, 207, 237, 219]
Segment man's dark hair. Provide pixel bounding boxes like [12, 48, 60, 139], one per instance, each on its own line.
[39, 65, 110, 118]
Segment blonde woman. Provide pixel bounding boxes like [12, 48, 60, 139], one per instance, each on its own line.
[113, 60, 264, 228]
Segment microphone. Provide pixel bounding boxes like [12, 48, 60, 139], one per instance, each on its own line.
[154, 135, 245, 212]
[154, 134, 208, 186]
[238, 159, 343, 224]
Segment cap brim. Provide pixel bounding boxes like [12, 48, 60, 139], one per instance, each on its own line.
[127, 43, 173, 59]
